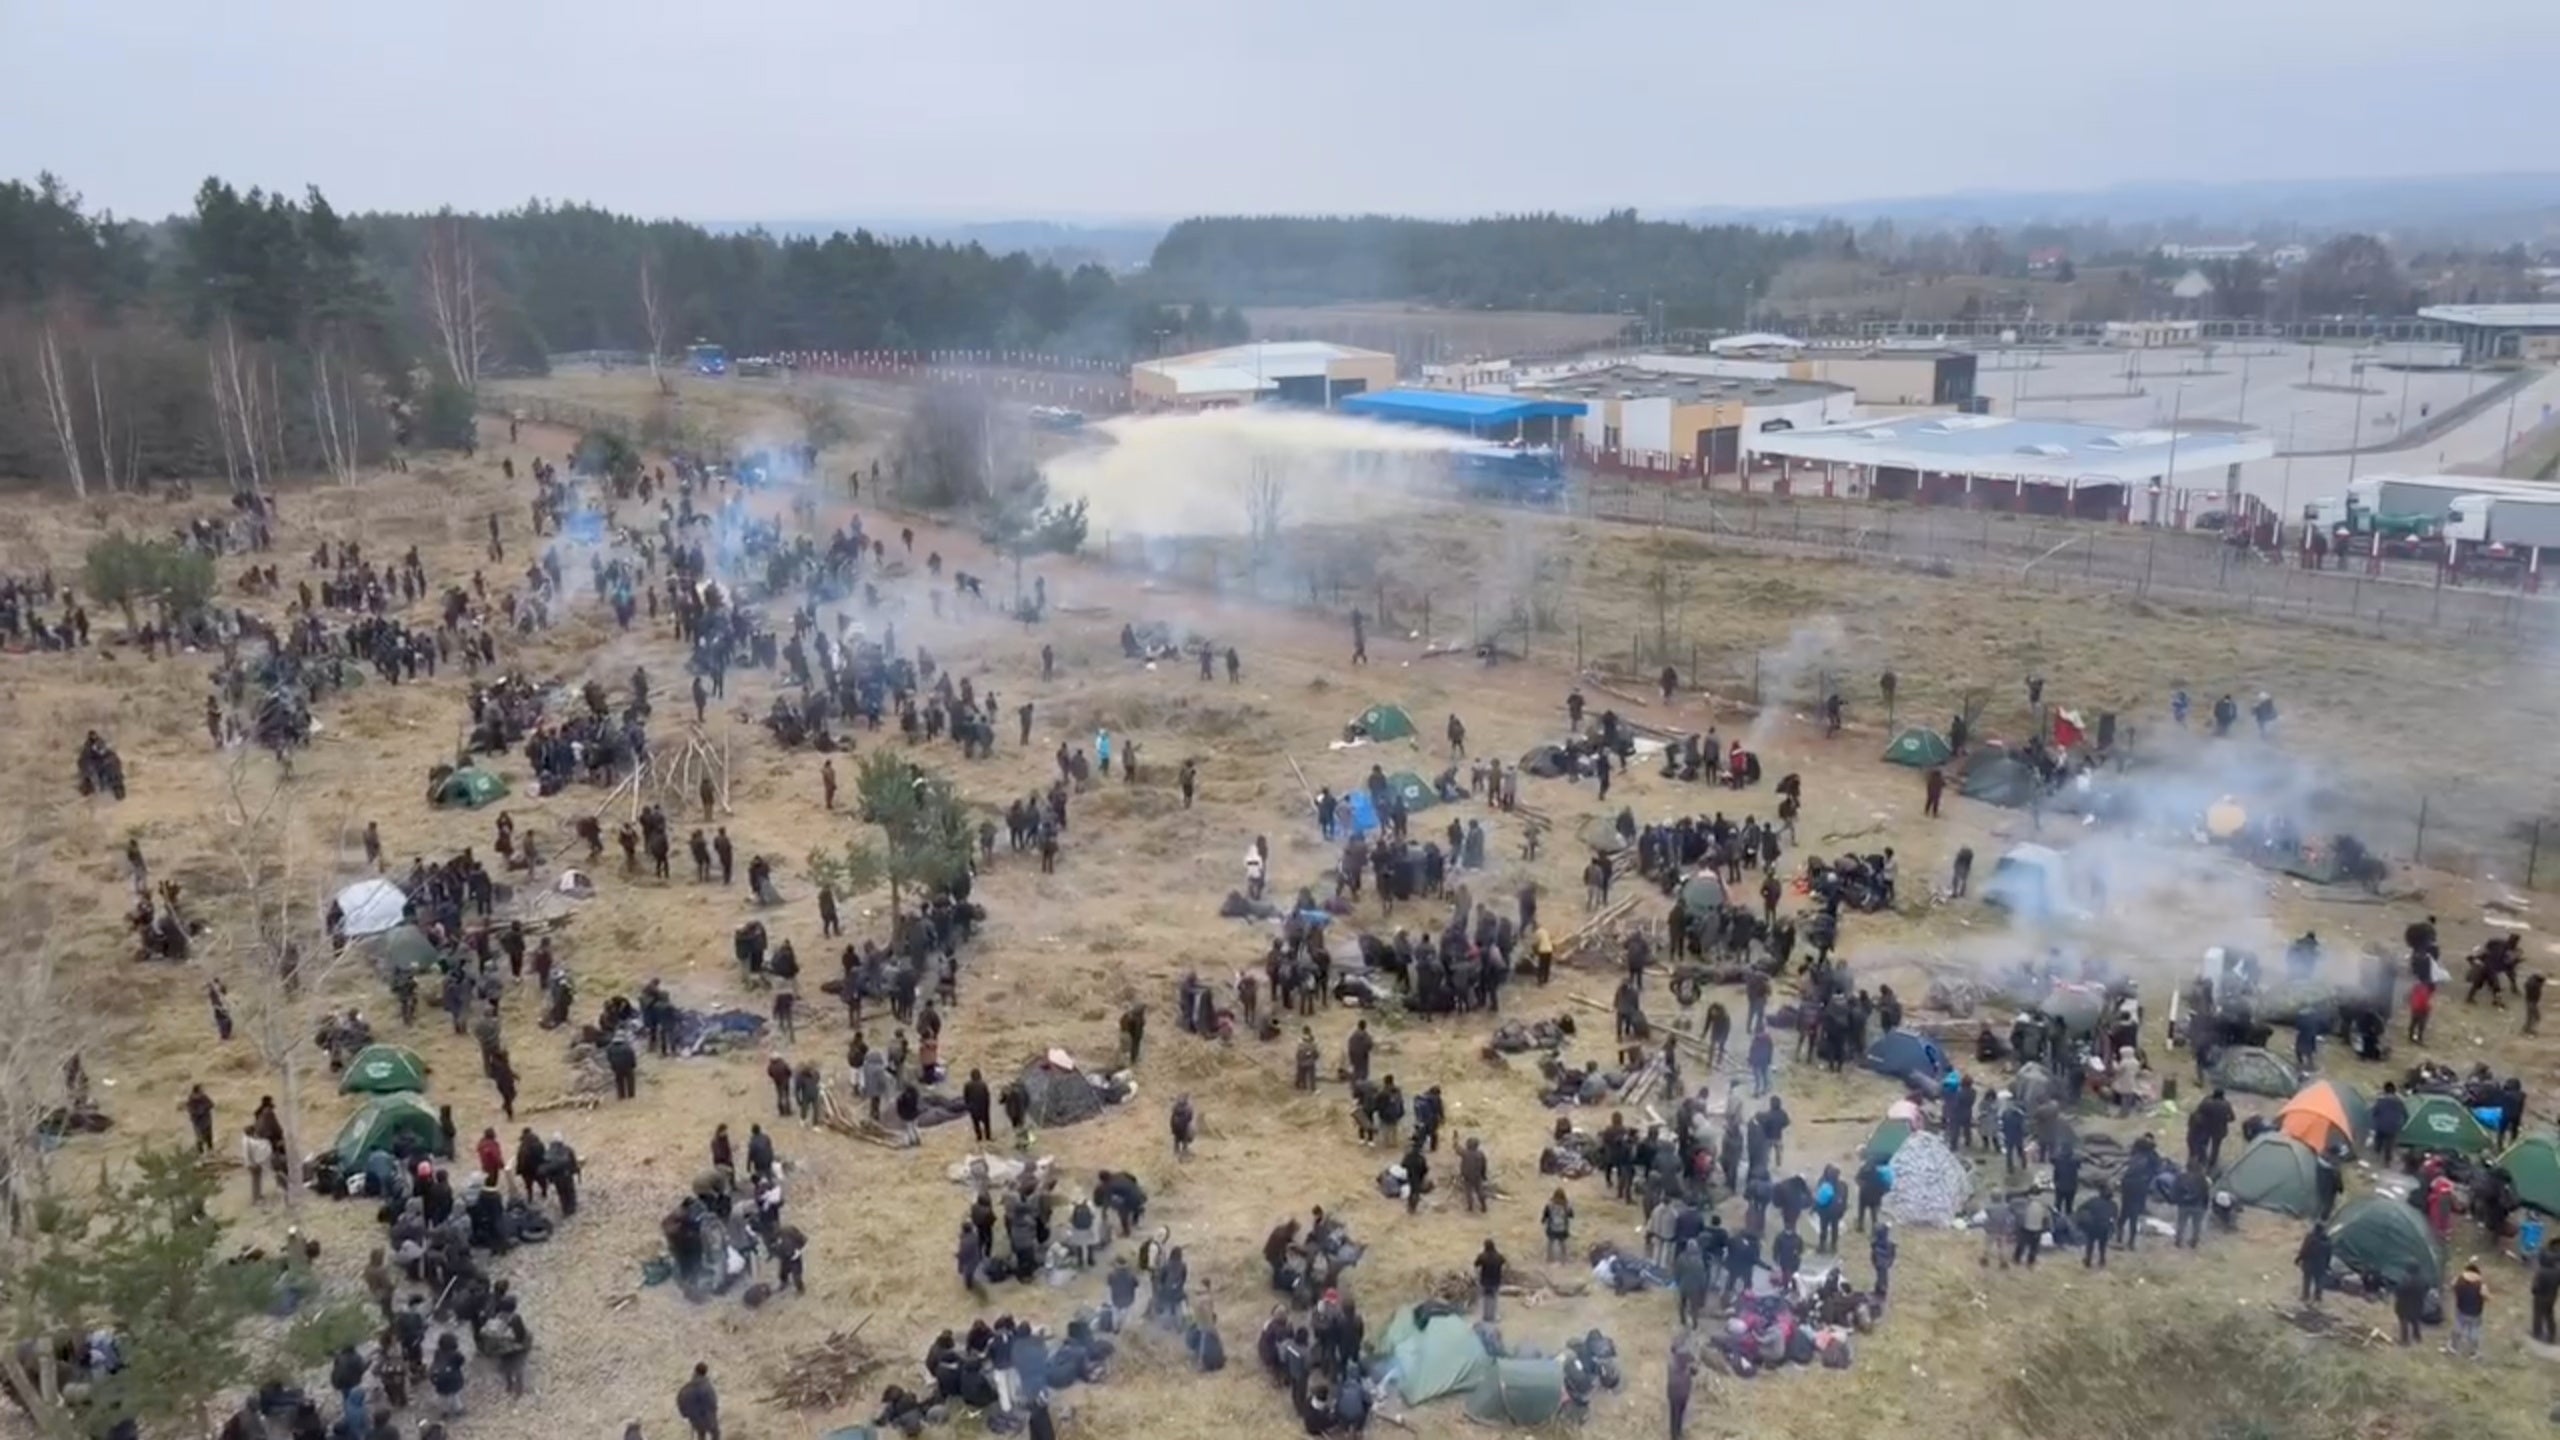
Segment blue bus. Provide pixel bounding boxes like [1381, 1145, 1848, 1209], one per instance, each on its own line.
[686, 342, 728, 377]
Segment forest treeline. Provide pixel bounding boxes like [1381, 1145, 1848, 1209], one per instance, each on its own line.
[0, 174, 1241, 490]
[1144, 210, 1815, 322]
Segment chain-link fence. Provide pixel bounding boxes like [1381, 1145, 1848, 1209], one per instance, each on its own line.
[1578, 479, 2560, 645]
[1081, 522, 2556, 891]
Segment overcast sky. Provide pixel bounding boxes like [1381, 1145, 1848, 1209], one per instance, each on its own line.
[5, 0, 2556, 223]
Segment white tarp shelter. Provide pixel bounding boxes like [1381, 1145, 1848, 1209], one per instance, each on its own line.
[334, 878, 407, 938]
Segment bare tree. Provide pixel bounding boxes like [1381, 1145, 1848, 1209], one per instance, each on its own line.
[422, 212, 490, 393]
[638, 250, 672, 395]
[208, 314, 272, 499]
[308, 342, 362, 486]
[33, 320, 87, 499]
[1244, 458, 1289, 560]
[214, 754, 361, 1220]
[86, 349, 129, 493]
[0, 821, 73, 1235]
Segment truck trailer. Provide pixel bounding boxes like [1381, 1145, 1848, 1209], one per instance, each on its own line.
[2302, 473, 2560, 554]
[2442, 492, 2560, 589]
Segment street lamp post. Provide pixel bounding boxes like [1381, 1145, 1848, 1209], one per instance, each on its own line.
[2344, 361, 2369, 489]
[2501, 384, 2526, 471]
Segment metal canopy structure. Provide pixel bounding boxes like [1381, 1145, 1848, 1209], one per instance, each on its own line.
[1747, 414, 2271, 486]
[1335, 388, 1587, 433]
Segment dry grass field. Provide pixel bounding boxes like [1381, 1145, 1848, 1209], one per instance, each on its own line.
[9, 371, 2560, 1440]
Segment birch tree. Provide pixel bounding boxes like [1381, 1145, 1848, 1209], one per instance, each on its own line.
[422, 213, 489, 393]
[638, 250, 671, 394]
[308, 342, 362, 486]
[208, 314, 271, 499]
[32, 320, 87, 498]
[214, 754, 361, 1220]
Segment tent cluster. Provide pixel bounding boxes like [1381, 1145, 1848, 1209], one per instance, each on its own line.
[1366, 1303, 1608, 1427]
[329, 1043, 438, 1172]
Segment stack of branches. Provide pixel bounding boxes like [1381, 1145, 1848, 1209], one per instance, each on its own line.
[599, 723, 731, 822]
[815, 1073, 902, 1149]
[1559, 893, 1647, 967]
[1619, 1052, 1669, 1107]
[764, 1321, 884, 1410]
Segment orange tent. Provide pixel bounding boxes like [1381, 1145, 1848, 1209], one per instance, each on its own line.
[2277, 1078, 2370, 1154]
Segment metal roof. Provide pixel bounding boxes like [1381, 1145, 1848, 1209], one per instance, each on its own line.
[1708, 331, 1806, 354]
[1134, 339, 1392, 386]
[1748, 414, 2273, 485]
[1519, 366, 1848, 407]
[1336, 388, 1587, 429]
[1152, 366, 1277, 397]
[2417, 304, 2560, 329]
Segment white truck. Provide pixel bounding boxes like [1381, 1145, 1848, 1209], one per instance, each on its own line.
[2302, 474, 2560, 553]
[2441, 491, 2560, 587]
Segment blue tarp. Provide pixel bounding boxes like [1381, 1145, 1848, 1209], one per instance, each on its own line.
[1864, 1030, 1949, 1080]
[1346, 790, 1382, 836]
[673, 1006, 769, 1056]
[1337, 389, 1586, 431]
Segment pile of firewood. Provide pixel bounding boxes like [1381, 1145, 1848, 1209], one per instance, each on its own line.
[764, 1322, 883, 1410]
[815, 1075, 903, 1149]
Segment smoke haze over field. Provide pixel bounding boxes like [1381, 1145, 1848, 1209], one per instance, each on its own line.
[1040, 409, 1469, 539]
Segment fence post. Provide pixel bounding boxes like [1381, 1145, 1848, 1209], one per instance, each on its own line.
[2142, 531, 2158, 595]
[1753, 653, 1762, 704]
[2531, 820, 2543, 889]
[2415, 796, 2430, 866]
[1422, 594, 1432, 644]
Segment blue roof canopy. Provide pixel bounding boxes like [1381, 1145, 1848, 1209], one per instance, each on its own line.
[1336, 389, 1586, 431]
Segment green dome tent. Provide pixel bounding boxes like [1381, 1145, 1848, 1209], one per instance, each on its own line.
[369, 924, 442, 980]
[2209, 1045, 2302, 1099]
[333, 1093, 444, 1171]
[1382, 770, 1439, 812]
[1677, 873, 1727, 911]
[431, 767, 510, 809]
[2329, 1194, 2443, 1287]
[2495, 1135, 2560, 1217]
[2219, 1133, 2322, 1217]
[1353, 703, 1417, 742]
[2401, 1093, 2496, 1157]
[339, 1044, 429, 1096]
[1882, 727, 1953, 768]
[1375, 1306, 1491, 1406]
[1959, 750, 2039, 808]
[1463, 1358, 1568, 1427]
[1865, 1117, 1914, 1165]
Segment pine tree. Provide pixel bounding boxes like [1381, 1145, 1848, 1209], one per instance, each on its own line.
[20, 1148, 276, 1440]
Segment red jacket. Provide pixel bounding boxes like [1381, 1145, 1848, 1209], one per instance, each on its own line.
[475, 1136, 503, 1174]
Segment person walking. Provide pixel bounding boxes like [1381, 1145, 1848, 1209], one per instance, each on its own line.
[1541, 1189, 1573, 1264]
[1666, 1343, 1696, 1440]
[2530, 1243, 2560, 1344]
[1474, 1239, 1505, 1323]
[2295, 1223, 2331, 1307]
[676, 1363, 719, 1440]
[2449, 1260, 2487, 1358]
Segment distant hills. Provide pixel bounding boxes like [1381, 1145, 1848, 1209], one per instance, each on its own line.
[713, 217, 1165, 270]
[1674, 172, 2560, 241]
[723, 172, 2560, 273]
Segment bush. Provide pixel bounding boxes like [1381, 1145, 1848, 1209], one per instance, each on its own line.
[84, 532, 216, 628]
[417, 378, 477, 452]
[787, 390, 856, 451]
[573, 429, 643, 484]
